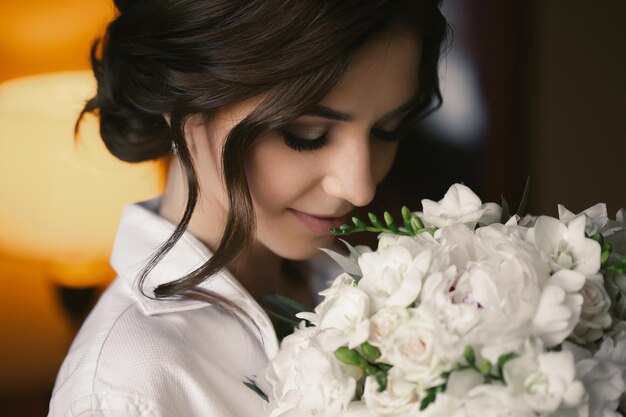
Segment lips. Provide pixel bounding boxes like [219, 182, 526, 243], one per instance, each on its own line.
[290, 209, 349, 235]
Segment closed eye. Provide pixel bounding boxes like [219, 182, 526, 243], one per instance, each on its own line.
[280, 130, 328, 152]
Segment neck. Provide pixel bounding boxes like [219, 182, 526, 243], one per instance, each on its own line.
[157, 155, 285, 300]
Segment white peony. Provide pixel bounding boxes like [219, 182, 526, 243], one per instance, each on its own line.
[358, 246, 431, 312]
[258, 323, 360, 417]
[503, 339, 586, 414]
[421, 183, 502, 229]
[528, 215, 601, 276]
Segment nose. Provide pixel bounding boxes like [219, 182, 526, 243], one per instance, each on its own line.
[321, 136, 376, 208]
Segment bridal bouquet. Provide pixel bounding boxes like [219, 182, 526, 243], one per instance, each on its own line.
[256, 184, 626, 417]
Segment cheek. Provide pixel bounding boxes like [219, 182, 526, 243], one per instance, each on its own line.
[246, 137, 305, 211]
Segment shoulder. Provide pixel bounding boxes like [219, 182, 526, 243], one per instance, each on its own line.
[49, 277, 270, 417]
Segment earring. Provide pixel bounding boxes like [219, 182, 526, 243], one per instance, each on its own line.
[171, 141, 179, 154]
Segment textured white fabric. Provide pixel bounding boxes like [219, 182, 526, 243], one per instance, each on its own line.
[48, 197, 341, 417]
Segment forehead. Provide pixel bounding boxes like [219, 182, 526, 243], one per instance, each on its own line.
[318, 26, 422, 121]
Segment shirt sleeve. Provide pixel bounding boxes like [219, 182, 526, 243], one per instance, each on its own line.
[56, 392, 164, 417]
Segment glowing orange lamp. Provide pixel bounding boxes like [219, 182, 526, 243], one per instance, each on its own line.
[0, 0, 115, 83]
[0, 71, 168, 287]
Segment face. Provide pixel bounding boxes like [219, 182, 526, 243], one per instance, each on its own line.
[185, 25, 423, 260]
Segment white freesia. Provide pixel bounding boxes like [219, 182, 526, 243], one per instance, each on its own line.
[532, 269, 585, 347]
[529, 215, 601, 276]
[572, 274, 612, 343]
[503, 339, 586, 413]
[314, 284, 371, 351]
[421, 183, 502, 229]
[358, 246, 431, 312]
[258, 324, 359, 417]
[558, 203, 610, 236]
[297, 272, 354, 326]
[565, 333, 626, 417]
[362, 371, 421, 417]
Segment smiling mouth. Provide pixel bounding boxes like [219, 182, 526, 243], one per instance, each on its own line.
[289, 209, 349, 235]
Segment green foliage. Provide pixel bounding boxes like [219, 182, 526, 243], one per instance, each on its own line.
[607, 255, 626, 273]
[244, 378, 269, 402]
[330, 206, 435, 237]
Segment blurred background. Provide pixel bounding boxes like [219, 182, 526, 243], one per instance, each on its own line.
[0, 0, 624, 415]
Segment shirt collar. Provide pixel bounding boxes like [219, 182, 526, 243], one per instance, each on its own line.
[110, 196, 279, 356]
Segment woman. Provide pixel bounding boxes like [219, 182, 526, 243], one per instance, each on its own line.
[49, 0, 449, 416]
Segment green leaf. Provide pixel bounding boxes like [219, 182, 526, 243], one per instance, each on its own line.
[335, 347, 367, 367]
[500, 197, 511, 223]
[496, 352, 517, 375]
[401, 206, 412, 223]
[384, 211, 399, 233]
[265, 309, 299, 327]
[368, 212, 384, 229]
[590, 233, 604, 244]
[361, 342, 381, 361]
[244, 378, 268, 402]
[516, 177, 531, 216]
[352, 217, 368, 229]
[464, 345, 476, 365]
[263, 294, 311, 314]
[364, 364, 378, 376]
[420, 392, 436, 411]
[375, 371, 388, 392]
[478, 360, 491, 375]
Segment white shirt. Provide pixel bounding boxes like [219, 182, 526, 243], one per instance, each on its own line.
[48, 198, 341, 417]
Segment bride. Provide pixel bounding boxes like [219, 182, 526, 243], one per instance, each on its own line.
[48, 0, 449, 415]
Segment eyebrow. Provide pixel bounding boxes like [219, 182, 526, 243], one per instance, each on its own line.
[303, 96, 419, 123]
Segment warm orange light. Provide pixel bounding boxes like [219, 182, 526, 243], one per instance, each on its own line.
[0, 71, 168, 287]
[0, 0, 115, 82]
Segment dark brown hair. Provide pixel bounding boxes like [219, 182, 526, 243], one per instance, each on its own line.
[76, 0, 450, 317]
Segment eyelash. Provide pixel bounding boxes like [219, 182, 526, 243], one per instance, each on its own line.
[280, 128, 400, 153]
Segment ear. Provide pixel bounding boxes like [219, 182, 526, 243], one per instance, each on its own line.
[163, 113, 171, 126]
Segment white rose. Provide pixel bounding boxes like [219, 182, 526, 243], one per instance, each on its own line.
[358, 246, 431, 312]
[379, 306, 459, 387]
[258, 324, 360, 417]
[421, 183, 502, 229]
[571, 274, 612, 343]
[362, 371, 421, 417]
[528, 215, 601, 276]
[532, 269, 585, 347]
[503, 339, 586, 413]
[369, 306, 411, 348]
